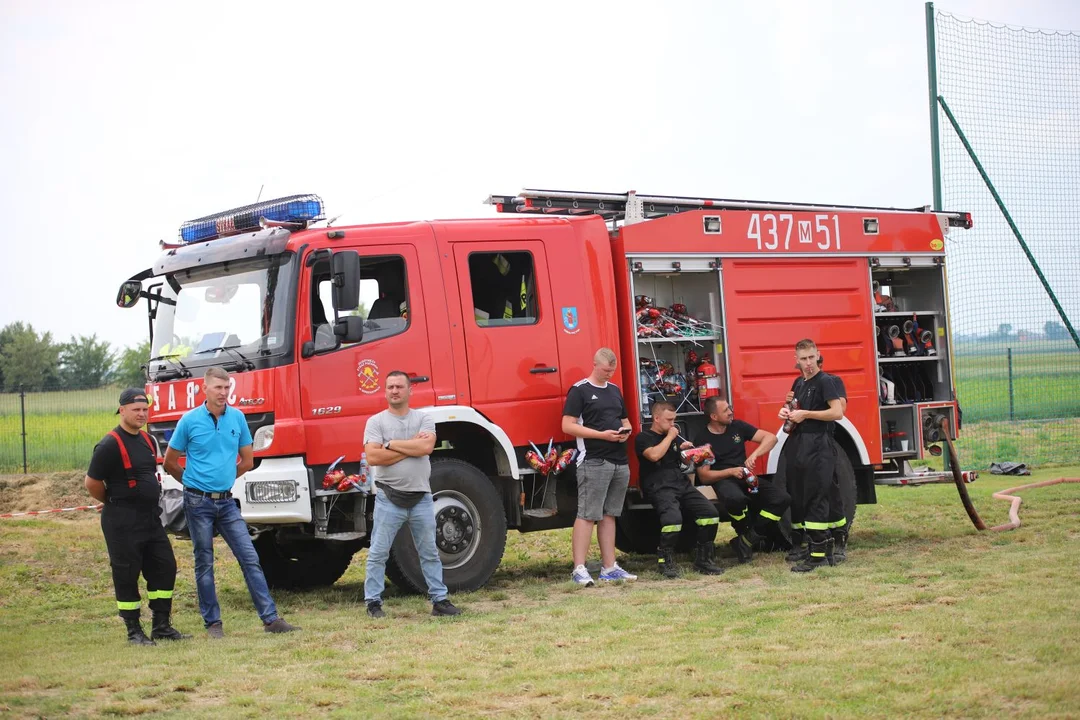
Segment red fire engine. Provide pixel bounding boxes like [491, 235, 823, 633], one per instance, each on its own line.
[117, 189, 972, 592]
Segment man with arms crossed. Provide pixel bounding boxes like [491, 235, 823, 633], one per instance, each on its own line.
[363, 371, 461, 617]
[164, 367, 300, 637]
[562, 348, 636, 586]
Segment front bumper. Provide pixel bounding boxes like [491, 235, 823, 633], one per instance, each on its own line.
[159, 457, 312, 524]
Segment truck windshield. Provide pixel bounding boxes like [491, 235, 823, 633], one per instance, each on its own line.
[148, 253, 296, 380]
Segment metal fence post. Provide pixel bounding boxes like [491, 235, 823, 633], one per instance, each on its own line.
[1007, 347, 1015, 422]
[19, 386, 28, 474]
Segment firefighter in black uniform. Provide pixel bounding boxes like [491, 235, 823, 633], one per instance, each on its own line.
[779, 339, 846, 572]
[84, 388, 189, 645]
[784, 357, 850, 564]
[694, 396, 785, 564]
[635, 401, 725, 578]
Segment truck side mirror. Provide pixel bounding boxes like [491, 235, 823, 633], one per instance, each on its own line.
[334, 316, 364, 344]
[116, 281, 142, 308]
[331, 251, 361, 311]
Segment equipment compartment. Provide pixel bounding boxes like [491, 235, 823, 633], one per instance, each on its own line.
[628, 262, 727, 440]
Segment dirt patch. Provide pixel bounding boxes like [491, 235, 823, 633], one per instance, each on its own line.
[0, 472, 90, 514]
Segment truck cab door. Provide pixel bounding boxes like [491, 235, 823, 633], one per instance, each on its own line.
[298, 245, 435, 465]
[453, 241, 564, 441]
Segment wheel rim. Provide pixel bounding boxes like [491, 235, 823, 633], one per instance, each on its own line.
[432, 489, 481, 570]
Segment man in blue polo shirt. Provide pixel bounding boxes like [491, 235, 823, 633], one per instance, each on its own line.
[163, 367, 299, 638]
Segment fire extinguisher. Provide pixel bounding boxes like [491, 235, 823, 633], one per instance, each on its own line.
[696, 355, 721, 411]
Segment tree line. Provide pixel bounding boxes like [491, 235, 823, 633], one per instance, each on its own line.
[0, 322, 149, 392]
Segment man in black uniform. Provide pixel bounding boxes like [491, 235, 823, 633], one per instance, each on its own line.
[635, 401, 724, 578]
[694, 397, 784, 564]
[779, 339, 846, 572]
[784, 356, 850, 563]
[85, 388, 189, 645]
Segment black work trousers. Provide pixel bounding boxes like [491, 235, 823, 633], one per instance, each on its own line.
[713, 475, 791, 537]
[785, 432, 843, 544]
[100, 502, 177, 618]
[645, 471, 721, 550]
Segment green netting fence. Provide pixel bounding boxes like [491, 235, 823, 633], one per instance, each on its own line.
[930, 5, 1080, 469]
[0, 385, 119, 475]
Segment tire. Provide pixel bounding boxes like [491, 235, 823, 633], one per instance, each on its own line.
[614, 504, 696, 555]
[614, 509, 660, 555]
[834, 440, 858, 532]
[386, 458, 506, 594]
[757, 442, 856, 551]
[254, 532, 356, 590]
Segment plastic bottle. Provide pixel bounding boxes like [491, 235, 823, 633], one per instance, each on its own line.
[359, 452, 371, 494]
[781, 398, 800, 434]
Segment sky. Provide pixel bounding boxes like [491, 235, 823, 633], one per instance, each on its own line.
[2, 0, 1079, 350]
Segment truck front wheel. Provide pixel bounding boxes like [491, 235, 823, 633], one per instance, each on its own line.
[386, 458, 507, 594]
[254, 532, 356, 590]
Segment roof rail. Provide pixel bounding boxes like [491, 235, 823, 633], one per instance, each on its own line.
[486, 189, 972, 228]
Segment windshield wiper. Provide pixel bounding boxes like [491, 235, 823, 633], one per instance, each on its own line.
[145, 354, 192, 381]
[197, 345, 255, 370]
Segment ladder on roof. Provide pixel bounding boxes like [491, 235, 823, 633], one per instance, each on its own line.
[486, 188, 973, 228]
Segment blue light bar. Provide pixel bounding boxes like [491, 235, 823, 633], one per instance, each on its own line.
[179, 194, 324, 243]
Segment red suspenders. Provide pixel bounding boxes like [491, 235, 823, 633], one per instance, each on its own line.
[107, 430, 156, 488]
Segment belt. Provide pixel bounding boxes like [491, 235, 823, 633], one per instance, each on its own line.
[106, 497, 157, 507]
[184, 487, 232, 500]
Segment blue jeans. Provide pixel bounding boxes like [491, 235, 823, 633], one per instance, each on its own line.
[365, 492, 448, 604]
[184, 491, 279, 627]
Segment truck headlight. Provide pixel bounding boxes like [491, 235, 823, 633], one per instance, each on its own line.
[252, 425, 275, 451]
[246, 480, 298, 504]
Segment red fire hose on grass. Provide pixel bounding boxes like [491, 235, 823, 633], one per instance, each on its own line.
[941, 416, 1078, 532]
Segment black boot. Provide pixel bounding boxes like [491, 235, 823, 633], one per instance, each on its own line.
[657, 548, 680, 578]
[122, 613, 155, 646]
[791, 540, 834, 573]
[729, 530, 761, 564]
[151, 611, 191, 641]
[693, 543, 725, 575]
[785, 530, 808, 563]
[831, 529, 848, 565]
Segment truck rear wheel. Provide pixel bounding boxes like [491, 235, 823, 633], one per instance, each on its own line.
[835, 441, 858, 531]
[254, 532, 356, 590]
[386, 458, 506, 594]
[614, 508, 661, 555]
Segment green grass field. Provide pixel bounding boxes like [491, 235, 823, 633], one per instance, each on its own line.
[954, 347, 1080, 423]
[1, 467, 1078, 718]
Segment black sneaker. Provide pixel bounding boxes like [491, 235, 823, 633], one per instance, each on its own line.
[432, 599, 461, 617]
[366, 601, 386, 618]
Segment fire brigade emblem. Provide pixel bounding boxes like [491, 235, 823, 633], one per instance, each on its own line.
[357, 359, 381, 394]
[732, 434, 742, 444]
[930, 238, 944, 251]
[561, 306, 580, 334]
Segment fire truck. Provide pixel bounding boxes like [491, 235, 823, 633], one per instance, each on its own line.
[116, 189, 972, 592]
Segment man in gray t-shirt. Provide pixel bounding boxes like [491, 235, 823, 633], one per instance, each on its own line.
[362, 371, 461, 618]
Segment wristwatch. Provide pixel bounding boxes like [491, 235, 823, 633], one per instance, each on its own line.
[384, 440, 392, 451]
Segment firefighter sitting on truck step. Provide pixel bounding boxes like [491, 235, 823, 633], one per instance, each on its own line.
[635, 401, 725, 578]
[693, 397, 785, 564]
[779, 339, 847, 572]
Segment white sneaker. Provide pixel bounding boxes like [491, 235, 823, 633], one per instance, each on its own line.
[571, 565, 595, 587]
[599, 563, 638, 582]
